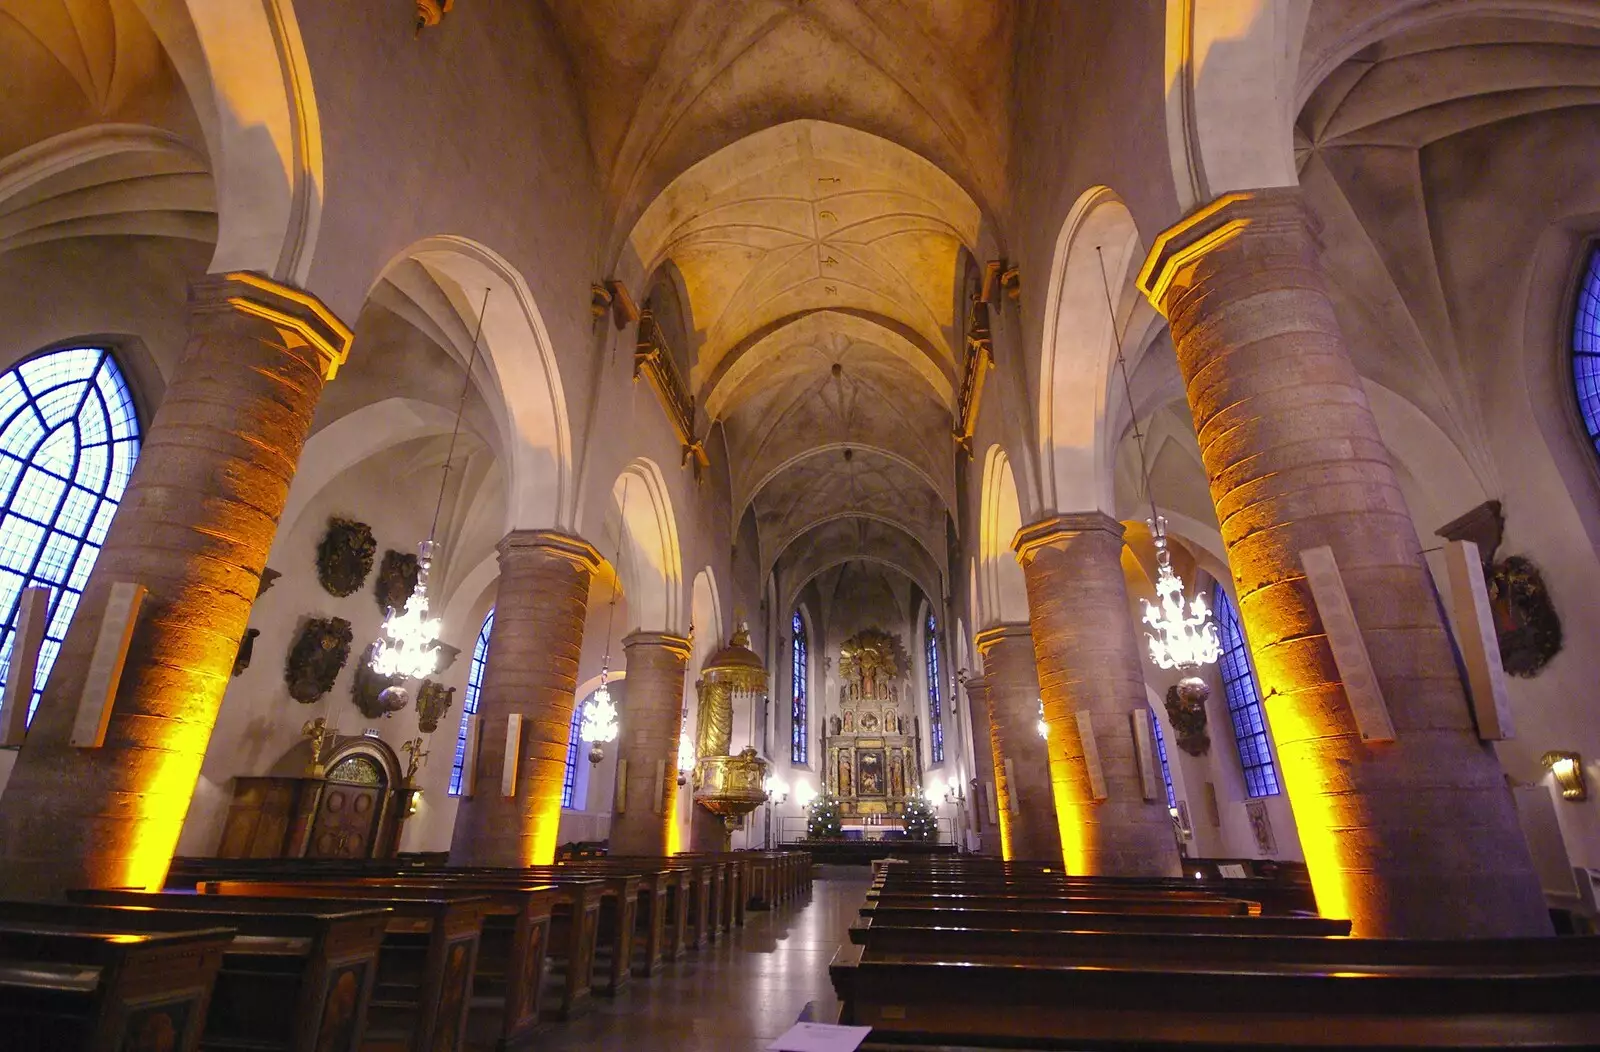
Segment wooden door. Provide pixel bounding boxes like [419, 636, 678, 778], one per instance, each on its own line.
[309, 757, 385, 859]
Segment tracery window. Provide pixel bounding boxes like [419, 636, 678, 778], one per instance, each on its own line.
[924, 611, 944, 764]
[0, 347, 140, 723]
[791, 609, 808, 765]
[562, 692, 586, 807]
[448, 609, 494, 795]
[1572, 246, 1600, 453]
[1148, 709, 1178, 810]
[1212, 584, 1281, 798]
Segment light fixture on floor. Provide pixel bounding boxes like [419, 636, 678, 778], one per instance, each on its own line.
[1542, 751, 1587, 801]
[369, 288, 490, 691]
[1099, 247, 1219, 708]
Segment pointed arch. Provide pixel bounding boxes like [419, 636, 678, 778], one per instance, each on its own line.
[977, 445, 1029, 626]
[611, 459, 685, 635]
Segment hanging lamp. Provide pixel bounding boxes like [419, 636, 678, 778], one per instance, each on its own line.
[368, 287, 491, 691]
[1097, 248, 1220, 686]
[582, 480, 629, 763]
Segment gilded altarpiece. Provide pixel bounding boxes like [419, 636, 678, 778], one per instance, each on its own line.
[824, 629, 921, 817]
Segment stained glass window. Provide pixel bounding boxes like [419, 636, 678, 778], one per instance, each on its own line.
[0, 347, 140, 723]
[925, 612, 944, 764]
[1149, 709, 1178, 810]
[791, 610, 808, 765]
[562, 692, 586, 807]
[1573, 247, 1600, 452]
[448, 609, 494, 795]
[1213, 584, 1281, 798]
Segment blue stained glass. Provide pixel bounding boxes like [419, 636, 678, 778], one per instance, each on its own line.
[1149, 710, 1178, 810]
[791, 609, 808, 765]
[1213, 584, 1281, 798]
[449, 610, 495, 796]
[0, 348, 140, 723]
[1573, 248, 1600, 449]
[562, 692, 585, 808]
[924, 611, 944, 764]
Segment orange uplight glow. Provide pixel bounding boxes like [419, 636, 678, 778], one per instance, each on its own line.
[1258, 690, 1351, 925]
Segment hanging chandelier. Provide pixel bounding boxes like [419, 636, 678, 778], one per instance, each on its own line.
[582, 667, 620, 764]
[1141, 515, 1220, 671]
[583, 481, 630, 764]
[1097, 246, 1220, 678]
[677, 728, 695, 785]
[369, 288, 490, 687]
[1037, 698, 1048, 740]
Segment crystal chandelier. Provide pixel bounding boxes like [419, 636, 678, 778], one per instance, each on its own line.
[1037, 698, 1049, 740]
[1141, 515, 1220, 671]
[583, 480, 631, 764]
[1096, 246, 1219, 679]
[369, 288, 490, 688]
[582, 666, 619, 764]
[677, 728, 695, 785]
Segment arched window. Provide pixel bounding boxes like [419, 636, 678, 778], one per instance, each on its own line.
[1572, 246, 1600, 452]
[562, 693, 586, 807]
[0, 347, 140, 723]
[1212, 584, 1281, 798]
[791, 609, 808, 765]
[924, 611, 944, 764]
[448, 609, 494, 795]
[1148, 709, 1178, 810]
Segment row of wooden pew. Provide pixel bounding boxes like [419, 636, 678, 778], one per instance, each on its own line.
[0, 848, 811, 1052]
[831, 856, 1600, 1049]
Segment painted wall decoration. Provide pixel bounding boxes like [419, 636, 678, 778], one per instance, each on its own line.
[286, 616, 353, 704]
[1489, 556, 1562, 677]
[858, 749, 885, 796]
[317, 517, 376, 597]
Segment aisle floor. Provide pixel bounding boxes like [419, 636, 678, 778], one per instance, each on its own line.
[536, 864, 870, 1052]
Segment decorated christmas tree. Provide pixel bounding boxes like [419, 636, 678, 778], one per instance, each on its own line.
[806, 791, 843, 839]
[903, 795, 937, 842]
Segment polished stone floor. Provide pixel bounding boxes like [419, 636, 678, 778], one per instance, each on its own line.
[538, 864, 869, 1052]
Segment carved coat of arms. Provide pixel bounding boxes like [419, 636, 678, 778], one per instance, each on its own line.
[286, 616, 353, 703]
[317, 518, 376, 597]
[374, 549, 419, 612]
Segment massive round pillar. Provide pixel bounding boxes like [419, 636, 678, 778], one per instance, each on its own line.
[0, 273, 352, 898]
[1013, 515, 1181, 877]
[1137, 188, 1549, 936]
[610, 631, 692, 855]
[973, 625, 1060, 863]
[450, 529, 602, 867]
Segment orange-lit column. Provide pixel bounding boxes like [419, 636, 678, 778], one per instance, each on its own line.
[450, 530, 601, 867]
[1137, 189, 1548, 936]
[973, 625, 1060, 862]
[0, 273, 352, 899]
[610, 631, 692, 855]
[1013, 514, 1180, 878]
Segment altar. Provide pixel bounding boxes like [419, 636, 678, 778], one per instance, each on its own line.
[823, 628, 923, 818]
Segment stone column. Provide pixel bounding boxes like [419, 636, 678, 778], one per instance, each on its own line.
[959, 675, 1003, 856]
[0, 273, 352, 898]
[1013, 515, 1181, 878]
[1137, 188, 1548, 937]
[610, 631, 692, 855]
[973, 625, 1060, 862]
[450, 530, 601, 867]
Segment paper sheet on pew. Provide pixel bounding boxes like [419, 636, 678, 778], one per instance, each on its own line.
[766, 1022, 872, 1051]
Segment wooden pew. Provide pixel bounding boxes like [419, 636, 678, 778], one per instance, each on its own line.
[857, 903, 1350, 938]
[0, 921, 232, 1052]
[201, 877, 599, 1025]
[873, 863, 1317, 916]
[549, 860, 686, 975]
[831, 938, 1600, 1049]
[182, 888, 487, 1052]
[25, 896, 387, 1052]
[865, 889, 1259, 917]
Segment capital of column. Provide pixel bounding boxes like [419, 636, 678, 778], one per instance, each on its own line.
[1136, 188, 1318, 316]
[190, 271, 354, 380]
[622, 630, 693, 660]
[973, 622, 1031, 659]
[497, 528, 604, 573]
[1011, 512, 1124, 566]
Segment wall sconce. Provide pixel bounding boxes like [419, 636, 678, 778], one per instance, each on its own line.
[764, 775, 789, 805]
[794, 781, 817, 809]
[1542, 751, 1588, 801]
